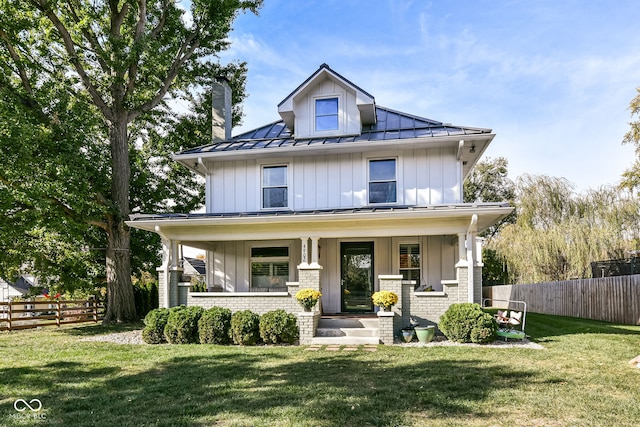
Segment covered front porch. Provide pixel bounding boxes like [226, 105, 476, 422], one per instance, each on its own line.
[127, 203, 511, 342]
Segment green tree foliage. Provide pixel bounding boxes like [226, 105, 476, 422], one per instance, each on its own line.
[0, 0, 262, 321]
[489, 175, 640, 283]
[621, 87, 640, 189]
[463, 157, 516, 285]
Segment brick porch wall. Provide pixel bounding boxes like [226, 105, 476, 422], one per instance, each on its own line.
[380, 265, 473, 335]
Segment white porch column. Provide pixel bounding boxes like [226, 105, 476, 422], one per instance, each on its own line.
[310, 237, 320, 267]
[466, 214, 478, 303]
[466, 232, 475, 303]
[300, 237, 309, 267]
[457, 233, 466, 263]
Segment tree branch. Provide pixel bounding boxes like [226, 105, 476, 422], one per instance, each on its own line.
[129, 31, 201, 120]
[64, 0, 111, 72]
[31, 0, 113, 121]
[0, 29, 34, 97]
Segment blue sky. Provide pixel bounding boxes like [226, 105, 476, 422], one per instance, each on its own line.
[218, 0, 640, 192]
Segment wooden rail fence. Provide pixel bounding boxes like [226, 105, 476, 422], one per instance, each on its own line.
[0, 299, 104, 331]
[483, 275, 640, 325]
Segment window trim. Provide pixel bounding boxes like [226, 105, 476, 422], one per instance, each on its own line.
[249, 244, 292, 289]
[261, 164, 289, 210]
[314, 97, 339, 132]
[367, 157, 398, 205]
[311, 93, 343, 135]
[399, 242, 421, 289]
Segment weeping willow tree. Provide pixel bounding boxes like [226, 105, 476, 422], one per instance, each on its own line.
[489, 175, 640, 283]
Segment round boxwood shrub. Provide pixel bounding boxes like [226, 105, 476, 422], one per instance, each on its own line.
[142, 308, 170, 344]
[259, 309, 299, 344]
[230, 310, 260, 345]
[438, 303, 497, 344]
[164, 306, 204, 344]
[198, 306, 232, 344]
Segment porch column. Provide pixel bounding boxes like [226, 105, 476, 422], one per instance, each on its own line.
[300, 237, 309, 266]
[378, 275, 403, 338]
[168, 240, 183, 307]
[310, 237, 320, 267]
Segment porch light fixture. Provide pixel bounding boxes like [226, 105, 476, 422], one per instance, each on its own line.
[470, 145, 476, 153]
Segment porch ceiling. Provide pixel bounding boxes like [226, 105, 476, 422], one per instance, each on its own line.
[127, 204, 512, 242]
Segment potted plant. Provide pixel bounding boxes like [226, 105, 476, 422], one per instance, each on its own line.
[295, 288, 322, 311]
[414, 325, 436, 344]
[371, 290, 398, 311]
[401, 325, 415, 343]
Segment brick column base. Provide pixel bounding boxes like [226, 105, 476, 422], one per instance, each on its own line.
[377, 311, 395, 344]
[298, 311, 320, 345]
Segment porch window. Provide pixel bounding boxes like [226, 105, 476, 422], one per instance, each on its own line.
[250, 247, 289, 290]
[262, 165, 288, 209]
[400, 243, 421, 289]
[315, 97, 339, 131]
[369, 159, 397, 204]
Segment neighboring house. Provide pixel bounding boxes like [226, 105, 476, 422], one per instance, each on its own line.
[0, 275, 40, 302]
[128, 64, 512, 341]
[182, 257, 206, 278]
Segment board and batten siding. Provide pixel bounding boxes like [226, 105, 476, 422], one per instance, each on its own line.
[205, 148, 460, 213]
[205, 236, 457, 313]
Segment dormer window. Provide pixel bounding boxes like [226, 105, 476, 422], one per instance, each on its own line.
[315, 97, 339, 131]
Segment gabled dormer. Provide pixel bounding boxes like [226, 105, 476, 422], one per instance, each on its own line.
[277, 63, 377, 138]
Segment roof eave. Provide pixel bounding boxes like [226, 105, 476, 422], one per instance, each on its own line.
[172, 133, 496, 163]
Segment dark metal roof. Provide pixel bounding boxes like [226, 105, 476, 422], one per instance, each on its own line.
[184, 257, 206, 275]
[129, 203, 510, 222]
[176, 106, 492, 156]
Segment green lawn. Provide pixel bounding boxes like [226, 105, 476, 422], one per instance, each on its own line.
[1, 314, 638, 427]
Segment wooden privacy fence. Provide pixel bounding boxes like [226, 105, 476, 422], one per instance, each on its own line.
[0, 299, 104, 331]
[483, 275, 640, 325]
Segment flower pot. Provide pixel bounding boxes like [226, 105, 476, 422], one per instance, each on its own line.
[415, 326, 435, 344]
[302, 306, 311, 312]
[401, 329, 414, 343]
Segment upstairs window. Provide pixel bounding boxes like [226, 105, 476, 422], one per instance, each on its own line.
[262, 165, 287, 209]
[251, 247, 289, 290]
[369, 159, 397, 204]
[315, 97, 339, 131]
[400, 244, 421, 289]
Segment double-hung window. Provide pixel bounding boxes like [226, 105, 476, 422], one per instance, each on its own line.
[399, 243, 421, 289]
[250, 247, 290, 290]
[369, 159, 397, 204]
[262, 165, 287, 209]
[315, 97, 339, 131]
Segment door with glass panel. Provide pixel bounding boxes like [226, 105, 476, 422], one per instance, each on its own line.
[340, 242, 374, 313]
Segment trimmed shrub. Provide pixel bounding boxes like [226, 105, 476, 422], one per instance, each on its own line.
[142, 308, 170, 344]
[230, 310, 260, 345]
[438, 303, 497, 344]
[164, 306, 204, 344]
[259, 309, 298, 344]
[198, 306, 232, 344]
[133, 272, 159, 318]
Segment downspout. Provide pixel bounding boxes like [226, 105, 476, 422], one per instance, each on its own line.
[467, 214, 478, 303]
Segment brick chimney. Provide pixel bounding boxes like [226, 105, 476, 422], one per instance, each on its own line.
[212, 79, 232, 142]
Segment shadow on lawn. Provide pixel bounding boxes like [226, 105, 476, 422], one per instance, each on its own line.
[0, 350, 537, 427]
[525, 312, 640, 341]
[57, 321, 145, 337]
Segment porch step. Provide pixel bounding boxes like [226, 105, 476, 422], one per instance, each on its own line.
[308, 336, 380, 345]
[313, 316, 380, 345]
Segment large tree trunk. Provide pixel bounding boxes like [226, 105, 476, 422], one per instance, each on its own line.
[103, 118, 136, 323]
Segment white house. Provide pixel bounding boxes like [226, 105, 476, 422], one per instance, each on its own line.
[128, 64, 512, 342]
